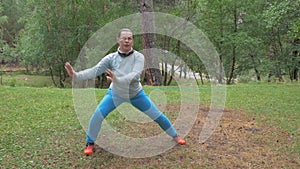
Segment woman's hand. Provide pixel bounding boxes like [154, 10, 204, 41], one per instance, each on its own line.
[106, 69, 118, 82]
[64, 62, 76, 78]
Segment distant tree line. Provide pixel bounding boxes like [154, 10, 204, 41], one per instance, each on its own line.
[0, 0, 299, 87]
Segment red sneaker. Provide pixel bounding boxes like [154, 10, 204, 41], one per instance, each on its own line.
[84, 143, 95, 155]
[174, 136, 186, 145]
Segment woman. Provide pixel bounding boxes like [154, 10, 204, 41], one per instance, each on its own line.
[65, 28, 186, 155]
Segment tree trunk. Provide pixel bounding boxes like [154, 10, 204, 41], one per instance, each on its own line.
[276, 28, 284, 82]
[0, 69, 2, 85]
[164, 60, 168, 86]
[179, 61, 183, 78]
[167, 40, 180, 86]
[162, 34, 169, 86]
[49, 66, 58, 87]
[192, 71, 199, 86]
[167, 59, 176, 86]
[227, 2, 237, 85]
[58, 64, 65, 88]
[184, 64, 187, 79]
[291, 40, 299, 81]
[217, 2, 224, 84]
[161, 60, 164, 77]
[293, 68, 299, 81]
[227, 47, 236, 84]
[250, 52, 261, 81]
[198, 70, 204, 85]
[269, 27, 284, 82]
[141, 0, 162, 86]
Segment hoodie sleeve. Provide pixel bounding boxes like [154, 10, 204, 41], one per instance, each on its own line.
[74, 54, 112, 81]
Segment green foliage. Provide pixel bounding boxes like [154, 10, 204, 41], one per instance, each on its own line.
[0, 14, 8, 25]
[0, 0, 299, 86]
[7, 77, 17, 87]
[1, 0, 25, 46]
[195, 0, 270, 83]
[0, 2, 8, 49]
[263, 0, 299, 30]
[262, 0, 300, 81]
[17, 0, 136, 87]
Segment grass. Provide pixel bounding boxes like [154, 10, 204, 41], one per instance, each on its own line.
[1, 74, 55, 87]
[198, 83, 300, 155]
[225, 83, 300, 154]
[225, 83, 300, 131]
[0, 81, 299, 168]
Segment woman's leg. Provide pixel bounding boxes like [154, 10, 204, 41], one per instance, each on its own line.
[86, 89, 122, 143]
[130, 90, 178, 138]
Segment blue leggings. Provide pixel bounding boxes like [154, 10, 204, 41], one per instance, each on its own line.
[86, 89, 178, 143]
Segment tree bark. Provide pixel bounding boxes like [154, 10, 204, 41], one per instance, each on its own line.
[250, 52, 261, 81]
[217, 2, 224, 84]
[141, 0, 162, 86]
[291, 39, 300, 81]
[49, 66, 58, 87]
[227, 2, 237, 84]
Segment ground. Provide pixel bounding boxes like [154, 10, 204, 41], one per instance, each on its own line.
[0, 78, 299, 168]
[81, 105, 299, 169]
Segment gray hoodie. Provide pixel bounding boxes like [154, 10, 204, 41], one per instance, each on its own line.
[75, 50, 144, 98]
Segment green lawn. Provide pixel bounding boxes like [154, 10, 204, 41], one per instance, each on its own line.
[0, 82, 299, 168]
[225, 83, 300, 133]
[225, 83, 300, 154]
[1, 74, 56, 87]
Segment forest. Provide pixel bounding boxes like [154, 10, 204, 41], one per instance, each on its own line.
[0, 0, 299, 87]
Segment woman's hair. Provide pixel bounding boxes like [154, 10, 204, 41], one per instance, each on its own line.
[118, 28, 133, 38]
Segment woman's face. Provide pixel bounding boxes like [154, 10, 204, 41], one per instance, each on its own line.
[117, 31, 134, 53]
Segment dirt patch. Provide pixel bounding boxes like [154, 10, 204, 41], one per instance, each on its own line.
[87, 105, 299, 169]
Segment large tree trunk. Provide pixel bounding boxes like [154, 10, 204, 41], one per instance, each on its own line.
[141, 0, 162, 86]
